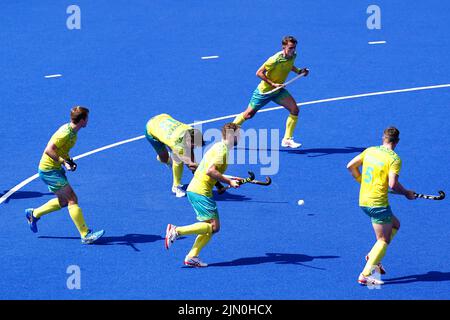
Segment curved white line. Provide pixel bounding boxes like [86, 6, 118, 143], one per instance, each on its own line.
[1, 83, 450, 204]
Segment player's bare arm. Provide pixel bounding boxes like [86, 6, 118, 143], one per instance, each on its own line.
[206, 165, 240, 188]
[256, 65, 282, 88]
[388, 172, 416, 200]
[346, 155, 363, 183]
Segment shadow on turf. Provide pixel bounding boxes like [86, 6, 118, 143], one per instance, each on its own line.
[213, 191, 289, 204]
[1, 190, 52, 203]
[208, 252, 339, 270]
[212, 191, 251, 201]
[37, 234, 183, 252]
[384, 271, 450, 285]
[237, 146, 365, 158]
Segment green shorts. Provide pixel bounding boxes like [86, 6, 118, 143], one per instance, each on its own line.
[187, 191, 219, 221]
[38, 168, 69, 193]
[145, 130, 167, 154]
[360, 206, 394, 224]
[249, 87, 291, 111]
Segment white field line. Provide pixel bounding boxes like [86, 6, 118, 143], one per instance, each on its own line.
[44, 74, 62, 78]
[1, 83, 449, 204]
[368, 41, 387, 45]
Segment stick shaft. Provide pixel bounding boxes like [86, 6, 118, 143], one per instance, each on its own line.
[261, 73, 305, 95]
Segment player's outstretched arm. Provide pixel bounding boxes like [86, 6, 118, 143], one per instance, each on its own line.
[389, 172, 415, 200]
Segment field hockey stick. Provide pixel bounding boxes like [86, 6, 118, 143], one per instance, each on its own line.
[221, 171, 272, 191]
[261, 69, 308, 96]
[389, 190, 445, 200]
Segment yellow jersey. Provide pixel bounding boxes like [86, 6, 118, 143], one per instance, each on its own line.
[187, 141, 229, 197]
[39, 123, 77, 171]
[146, 114, 192, 156]
[359, 146, 402, 207]
[257, 51, 297, 93]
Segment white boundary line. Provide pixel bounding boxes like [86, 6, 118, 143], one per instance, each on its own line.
[44, 74, 62, 78]
[368, 41, 386, 45]
[201, 56, 219, 60]
[1, 83, 449, 204]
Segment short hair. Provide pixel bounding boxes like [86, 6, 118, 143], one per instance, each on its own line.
[383, 126, 400, 143]
[70, 106, 89, 124]
[221, 123, 240, 140]
[282, 35, 298, 46]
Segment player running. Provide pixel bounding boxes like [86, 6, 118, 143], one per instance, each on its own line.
[25, 106, 105, 244]
[347, 127, 416, 286]
[164, 123, 242, 267]
[232, 35, 309, 148]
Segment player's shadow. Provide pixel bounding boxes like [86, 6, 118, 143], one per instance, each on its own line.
[38, 234, 177, 252]
[213, 191, 287, 204]
[1, 190, 52, 203]
[237, 146, 365, 158]
[280, 146, 365, 157]
[212, 191, 251, 202]
[208, 252, 339, 270]
[384, 271, 450, 285]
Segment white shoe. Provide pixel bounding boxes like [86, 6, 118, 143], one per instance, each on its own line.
[172, 185, 186, 197]
[358, 273, 384, 286]
[184, 256, 208, 268]
[165, 224, 178, 250]
[281, 137, 302, 148]
[365, 255, 386, 275]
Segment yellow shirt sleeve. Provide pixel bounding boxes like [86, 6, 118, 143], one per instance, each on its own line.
[389, 157, 401, 175]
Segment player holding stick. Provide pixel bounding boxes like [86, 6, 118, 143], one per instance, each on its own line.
[25, 106, 104, 244]
[164, 123, 242, 267]
[232, 35, 309, 148]
[347, 127, 416, 285]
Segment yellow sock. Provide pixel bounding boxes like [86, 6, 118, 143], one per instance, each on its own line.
[172, 161, 183, 186]
[233, 113, 246, 125]
[176, 222, 212, 236]
[283, 114, 298, 140]
[33, 198, 61, 218]
[362, 240, 388, 276]
[187, 233, 212, 257]
[68, 204, 89, 237]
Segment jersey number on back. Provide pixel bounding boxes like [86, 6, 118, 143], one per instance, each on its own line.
[363, 166, 374, 183]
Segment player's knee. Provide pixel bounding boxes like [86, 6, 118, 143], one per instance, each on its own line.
[211, 221, 220, 233]
[58, 199, 68, 208]
[291, 106, 299, 116]
[68, 193, 78, 205]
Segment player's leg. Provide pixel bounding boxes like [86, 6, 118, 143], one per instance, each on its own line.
[274, 90, 301, 148]
[145, 131, 171, 166]
[233, 105, 257, 125]
[233, 89, 270, 126]
[365, 208, 399, 273]
[56, 185, 104, 244]
[171, 154, 185, 197]
[391, 214, 400, 241]
[184, 218, 219, 267]
[26, 169, 67, 233]
[358, 207, 394, 285]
